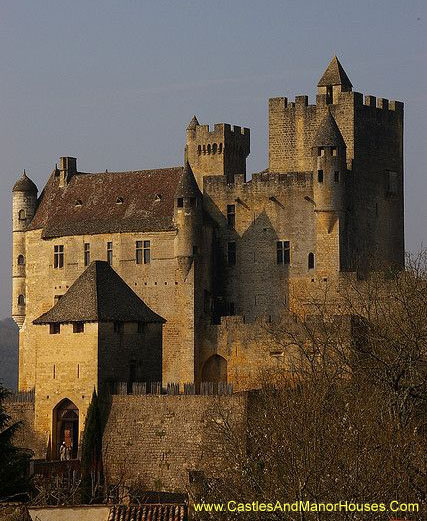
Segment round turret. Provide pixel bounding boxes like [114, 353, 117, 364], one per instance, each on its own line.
[312, 111, 346, 214]
[12, 170, 38, 233]
[174, 163, 202, 278]
[12, 170, 38, 193]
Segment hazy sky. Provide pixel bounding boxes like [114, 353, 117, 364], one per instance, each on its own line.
[0, 0, 426, 318]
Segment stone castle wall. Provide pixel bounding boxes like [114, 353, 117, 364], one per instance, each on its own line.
[102, 393, 248, 492]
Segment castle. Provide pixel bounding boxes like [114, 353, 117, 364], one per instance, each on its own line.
[10, 57, 404, 460]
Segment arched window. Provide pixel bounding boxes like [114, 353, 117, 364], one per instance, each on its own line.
[197, 145, 202, 155]
[17, 255, 25, 266]
[17, 294, 25, 306]
[308, 252, 315, 270]
[212, 143, 217, 154]
[18, 209, 26, 221]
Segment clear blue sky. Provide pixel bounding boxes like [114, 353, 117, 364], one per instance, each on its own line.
[0, 0, 426, 318]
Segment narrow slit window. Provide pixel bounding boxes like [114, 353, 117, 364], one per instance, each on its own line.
[227, 242, 236, 266]
[54, 245, 64, 269]
[317, 170, 324, 183]
[84, 243, 90, 266]
[308, 252, 315, 270]
[17, 255, 25, 265]
[143, 241, 151, 264]
[17, 294, 25, 306]
[227, 204, 236, 228]
[107, 242, 113, 265]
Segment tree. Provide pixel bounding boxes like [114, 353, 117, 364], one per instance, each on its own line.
[80, 389, 103, 503]
[192, 251, 427, 520]
[0, 384, 33, 501]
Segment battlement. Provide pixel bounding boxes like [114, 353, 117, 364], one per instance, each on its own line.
[190, 123, 250, 138]
[269, 91, 403, 113]
[204, 171, 312, 194]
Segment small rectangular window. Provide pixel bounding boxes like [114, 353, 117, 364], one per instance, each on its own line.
[136, 241, 143, 264]
[54, 245, 64, 269]
[73, 322, 84, 333]
[317, 170, 324, 183]
[84, 243, 90, 266]
[143, 240, 151, 264]
[227, 204, 236, 228]
[334, 171, 340, 183]
[177, 197, 184, 208]
[318, 147, 324, 157]
[107, 242, 113, 265]
[227, 241, 236, 266]
[331, 147, 337, 156]
[50, 323, 60, 334]
[277, 241, 290, 265]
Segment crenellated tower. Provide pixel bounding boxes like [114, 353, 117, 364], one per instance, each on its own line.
[185, 116, 250, 189]
[12, 170, 38, 328]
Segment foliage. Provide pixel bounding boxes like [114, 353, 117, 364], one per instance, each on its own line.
[0, 384, 33, 501]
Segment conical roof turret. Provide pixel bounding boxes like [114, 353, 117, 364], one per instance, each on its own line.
[175, 163, 201, 199]
[318, 56, 352, 88]
[312, 110, 346, 148]
[186, 115, 199, 131]
[12, 170, 38, 193]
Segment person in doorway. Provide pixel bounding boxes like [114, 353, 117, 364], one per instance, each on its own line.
[59, 442, 67, 461]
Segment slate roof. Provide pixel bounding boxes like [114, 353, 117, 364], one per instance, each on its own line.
[174, 163, 201, 198]
[28, 167, 184, 238]
[33, 261, 165, 325]
[186, 115, 199, 130]
[312, 110, 346, 148]
[12, 171, 38, 193]
[108, 504, 187, 521]
[317, 56, 352, 88]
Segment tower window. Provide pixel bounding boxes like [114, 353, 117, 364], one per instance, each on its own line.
[207, 144, 211, 154]
[227, 242, 236, 266]
[317, 147, 324, 157]
[212, 143, 217, 154]
[198, 145, 201, 155]
[177, 197, 184, 208]
[73, 322, 84, 333]
[317, 170, 324, 183]
[308, 252, 315, 270]
[84, 243, 90, 266]
[331, 147, 337, 156]
[17, 255, 25, 265]
[334, 171, 340, 183]
[18, 209, 26, 221]
[227, 204, 236, 228]
[143, 240, 151, 264]
[54, 245, 64, 269]
[107, 242, 113, 265]
[50, 323, 60, 335]
[277, 241, 290, 265]
[17, 294, 25, 306]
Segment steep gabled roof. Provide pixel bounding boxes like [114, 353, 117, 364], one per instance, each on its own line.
[312, 110, 346, 148]
[33, 261, 165, 324]
[317, 56, 352, 88]
[12, 170, 38, 193]
[28, 167, 184, 238]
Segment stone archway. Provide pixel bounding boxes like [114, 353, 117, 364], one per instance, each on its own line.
[201, 354, 227, 383]
[52, 399, 79, 460]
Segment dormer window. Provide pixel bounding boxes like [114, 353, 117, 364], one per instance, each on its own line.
[154, 194, 162, 202]
[75, 199, 82, 207]
[116, 197, 123, 204]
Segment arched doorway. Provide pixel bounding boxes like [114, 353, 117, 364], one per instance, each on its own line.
[53, 399, 79, 460]
[201, 355, 227, 383]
